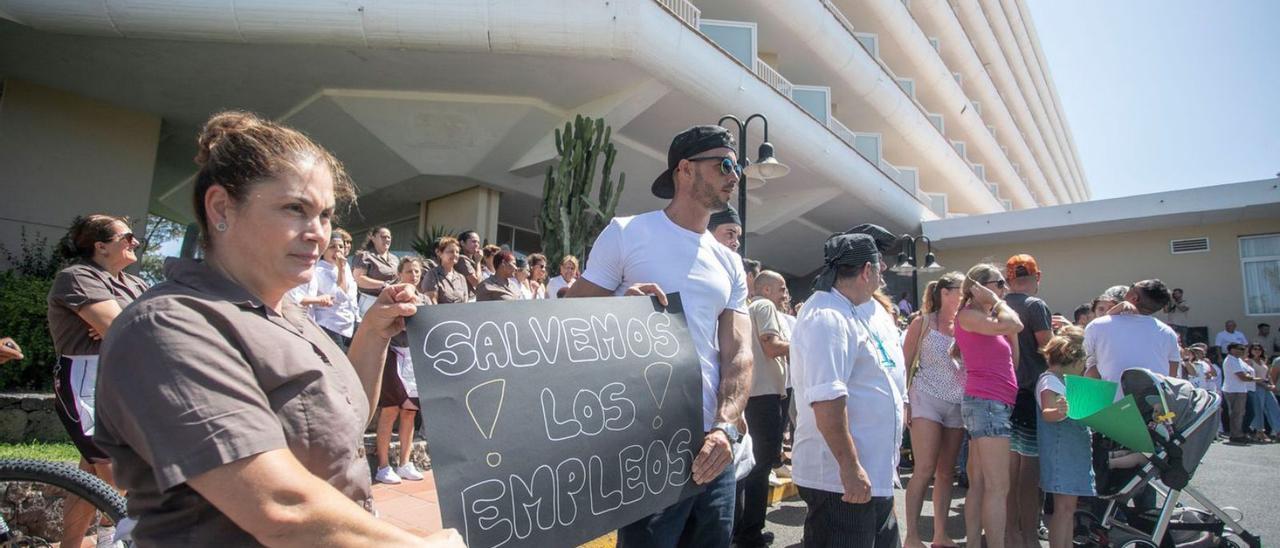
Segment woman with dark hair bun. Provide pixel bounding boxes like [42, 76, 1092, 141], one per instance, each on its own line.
[46, 212, 146, 547]
[93, 110, 461, 547]
[353, 226, 397, 315]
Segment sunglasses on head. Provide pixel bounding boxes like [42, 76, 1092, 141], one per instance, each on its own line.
[685, 156, 742, 177]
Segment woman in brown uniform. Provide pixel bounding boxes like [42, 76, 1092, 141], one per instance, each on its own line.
[93, 111, 460, 547]
[455, 230, 483, 297]
[374, 256, 427, 485]
[47, 213, 147, 548]
[418, 236, 469, 305]
[353, 226, 397, 315]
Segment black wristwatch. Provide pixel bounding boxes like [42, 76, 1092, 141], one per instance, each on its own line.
[711, 422, 742, 445]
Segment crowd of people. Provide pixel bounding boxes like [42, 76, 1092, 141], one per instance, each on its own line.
[6, 111, 1276, 548]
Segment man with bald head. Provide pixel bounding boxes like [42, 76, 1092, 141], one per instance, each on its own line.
[734, 270, 791, 547]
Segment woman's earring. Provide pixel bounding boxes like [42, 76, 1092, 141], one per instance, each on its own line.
[215, 222, 228, 232]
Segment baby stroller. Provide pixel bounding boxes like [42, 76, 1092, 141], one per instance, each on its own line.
[1075, 369, 1262, 548]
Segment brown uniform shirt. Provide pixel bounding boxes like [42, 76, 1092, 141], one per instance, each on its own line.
[455, 254, 480, 293]
[47, 260, 148, 357]
[355, 250, 397, 296]
[419, 265, 469, 304]
[475, 274, 519, 302]
[94, 259, 372, 546]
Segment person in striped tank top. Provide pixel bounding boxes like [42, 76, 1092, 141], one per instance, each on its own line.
[901, 272, 967, 548]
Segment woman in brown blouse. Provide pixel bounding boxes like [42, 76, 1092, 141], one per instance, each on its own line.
[93, 111, 460, 547]
[47, 213, 147, 547]
[419, 236, 469, 305]
[374, 256, 427, 485]
[353, 226, 397, 314]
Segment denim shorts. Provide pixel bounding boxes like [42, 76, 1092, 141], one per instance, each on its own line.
[1036, 415, 1095, 496]
[961, 395, 1013, 439]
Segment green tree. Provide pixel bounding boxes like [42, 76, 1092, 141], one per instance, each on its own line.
[538, 115, 625, 276]
[137, 215, 187, 284]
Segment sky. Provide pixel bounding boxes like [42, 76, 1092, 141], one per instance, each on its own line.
[1024, 0, 1280, 200]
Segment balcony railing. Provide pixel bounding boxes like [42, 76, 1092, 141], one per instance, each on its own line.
[754, 58, 794, 97]
[828, 116, 857, 149]
[656, 0, 701, 28]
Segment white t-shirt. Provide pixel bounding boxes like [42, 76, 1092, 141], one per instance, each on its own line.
[1083, 314, 1180, 383]
[790, 289, 904, 497]
[1222, 355, 1255, 393]
[1184, 360, 1208, 390]
[581, 210, 749, 430]
[287, 259, 359, 337]
[1035, 372, 1066, 410]
[546, 275, 574, 299]
[1203, 361, 1223, 392]
[858, 299, 908, 403]
[1214, 330, 1248, 354]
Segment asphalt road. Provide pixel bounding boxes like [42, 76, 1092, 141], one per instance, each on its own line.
[761, 440, 1277, 547]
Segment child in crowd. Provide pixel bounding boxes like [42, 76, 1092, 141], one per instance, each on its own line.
[1036, 326, 1095, 548]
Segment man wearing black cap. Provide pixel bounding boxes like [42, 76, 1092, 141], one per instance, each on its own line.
[790, 232, 904, 548]
[568, 125, 754, 547]
[708, 206, 743, 253]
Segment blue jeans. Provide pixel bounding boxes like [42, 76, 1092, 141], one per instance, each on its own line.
[1249, 390, 1280, 432]
[617, 465, 736, 548]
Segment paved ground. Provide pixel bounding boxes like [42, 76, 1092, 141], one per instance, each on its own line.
[761, 440, 1277, 547]
[372, 439, 1277, 546]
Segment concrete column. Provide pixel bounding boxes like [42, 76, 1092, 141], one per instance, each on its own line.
[420, 186, 502, 245]
[0, 79, 160, 269]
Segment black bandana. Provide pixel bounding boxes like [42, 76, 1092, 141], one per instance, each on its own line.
[813, 233, 880, 292]
[843, 223, 899, 254]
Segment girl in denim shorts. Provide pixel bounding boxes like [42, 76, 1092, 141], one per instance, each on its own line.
[953, 264, 1023, 548]
[1035, 326, 1094, 548]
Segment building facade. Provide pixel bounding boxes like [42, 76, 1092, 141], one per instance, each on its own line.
[0, 0, 1086, 277]
[922, 178, 1280, 344]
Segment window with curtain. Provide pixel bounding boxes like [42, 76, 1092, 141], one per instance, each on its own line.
[1240, 234, 1280, 315]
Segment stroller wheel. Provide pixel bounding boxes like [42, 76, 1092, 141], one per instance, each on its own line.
[1073, 510, 1106, 547]
[1118, 541, 1158, 548]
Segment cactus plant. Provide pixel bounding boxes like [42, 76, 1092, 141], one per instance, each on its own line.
[538, 115, 626, 276]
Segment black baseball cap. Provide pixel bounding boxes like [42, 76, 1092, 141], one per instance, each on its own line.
[652, 125, 736, 199]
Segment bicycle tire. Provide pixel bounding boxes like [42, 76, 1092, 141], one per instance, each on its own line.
[0, 459, 127, 524]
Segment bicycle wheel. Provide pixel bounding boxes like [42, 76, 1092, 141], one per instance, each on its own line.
[0, 459, 127, 547]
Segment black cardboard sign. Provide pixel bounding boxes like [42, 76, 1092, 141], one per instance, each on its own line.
[406, 294, 704, 548]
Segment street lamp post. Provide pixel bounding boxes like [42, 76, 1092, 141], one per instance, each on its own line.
[717, 114, 790, 256]
[890, 234, 944, 310]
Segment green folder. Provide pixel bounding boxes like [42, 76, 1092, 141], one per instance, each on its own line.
[1063, 375, 1155, 453]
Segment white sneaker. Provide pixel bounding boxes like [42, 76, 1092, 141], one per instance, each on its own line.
[396, 462, 425, 481]
[375, 466, 402, 484]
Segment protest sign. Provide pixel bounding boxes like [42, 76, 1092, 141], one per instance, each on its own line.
[406, 294, 705, 548]
[1065, 375, 1155, 453]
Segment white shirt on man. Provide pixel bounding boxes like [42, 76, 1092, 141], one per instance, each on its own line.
[1221, 355, 1255, 393]
[1084, 314, 1180, 383]
[859, 299, 908, 401]
[789, 289, 904, 498]
[287, 259, 359, 337]
[1214, 329, 1248, 354]
[581, 210, 749, 431]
